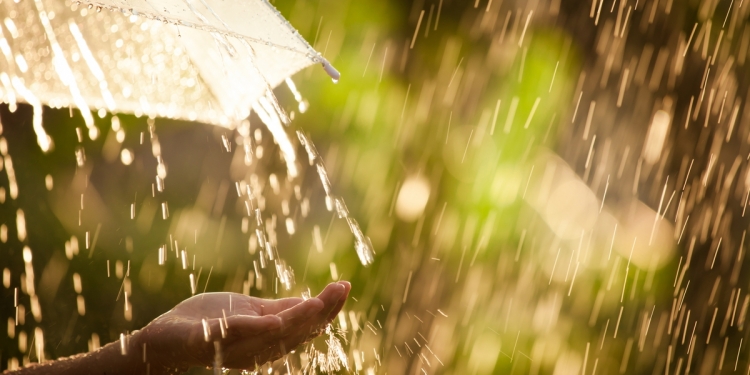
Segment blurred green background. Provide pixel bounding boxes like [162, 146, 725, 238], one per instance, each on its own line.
[2, 0, 750, 374]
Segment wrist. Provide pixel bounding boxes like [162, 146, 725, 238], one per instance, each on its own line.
[129, 329, 189, 375]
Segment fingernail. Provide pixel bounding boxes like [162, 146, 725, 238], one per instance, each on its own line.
[331, 284, 345, 299]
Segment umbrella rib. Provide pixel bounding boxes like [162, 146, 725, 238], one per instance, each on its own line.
[256, 0, 340, 80]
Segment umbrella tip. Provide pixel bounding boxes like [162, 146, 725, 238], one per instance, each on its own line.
[320, 59, 340, 84]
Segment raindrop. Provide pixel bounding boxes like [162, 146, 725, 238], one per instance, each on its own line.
[120, 149, 133, 165]
[44, 175, 53, 191]
[75, 147, 86, 166]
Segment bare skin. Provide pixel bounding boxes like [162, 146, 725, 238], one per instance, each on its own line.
[5, 281, 351, 374]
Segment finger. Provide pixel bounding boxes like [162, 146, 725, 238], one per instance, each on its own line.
[270, 284, 348, 345]
[292, 283, 349, 342]
[225, 314, 282, 335]
[255, 292, 345, 365]
[299, 282, 350, 341]
[326, 282, 351, 321]
[311, 282, 349, 323]
[199, 315, 279, 346]
[315, 282, 348, 308]
[276, 298, 324, 332]
[258, 297, 304, 315]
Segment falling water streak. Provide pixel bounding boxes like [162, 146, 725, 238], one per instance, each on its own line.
[608, 224, 617, 260]
[585, 135, 596, 169]
[504, 97, 519, 134]
[614, 306, 624, 338]
[522, 166, 534, 199]
[595, 0, 604, 25]
[425, 4, 434, 37]
[549, 61, 559, 92]
[736, 338, 742, 371]
[620, 267, 629, 303]
[455, 246, 467, 283]
[402, 271, 412, 303]
[583, 101, 595, 140]
[639, 306, 656, 351]
[285, 78, 308, 113]
[490, 100, 501, 135]
[600, 175, 609, 213]
[682, 159, 694, 191]
[620, 6, 632, 36]
[549, 248, 561, 285]
[650, 178, 669, 245]
[363, 43, 376, 77]
[600, 320, 610, 349]
[461, 130, 474, 164]
[710, 31, 725, 66]
[616, 69, 629, 107]
[253, 95, 298, 178]
[518, 11, 533, 47]
[10, 79, 50, 152]
[379, 47, 388, 83]
[674, 257, 684, 288]
[677, 280, 690, 312]
[661, 190, 676, 220]
[410, 10, 425, 49]
[523, 97, 541, 129]
[203, 266, 213, 295]
[684, 96, 694, 129]
[447, 57, 464, 88]
[297, 132, 374, 266]
[726, 103, 740, 141]
[582, 343, 590, 375]
[571, 91, 583, 123]
[510, 331, 520, 361]
[710, 238, 722, 269]
[568, 262, 580, 296]
[433, 202, 447, 237]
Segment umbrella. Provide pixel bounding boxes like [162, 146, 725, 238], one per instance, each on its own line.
[0, 0, 375, 270]
[0, 0, 339, 152]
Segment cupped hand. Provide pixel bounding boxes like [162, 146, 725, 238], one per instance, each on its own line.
[138, 281, 351, 371]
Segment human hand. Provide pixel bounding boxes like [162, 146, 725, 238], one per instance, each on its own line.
[136, 281, 351, 371]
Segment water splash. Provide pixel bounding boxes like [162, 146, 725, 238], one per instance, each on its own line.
[305, 325, 350, 373]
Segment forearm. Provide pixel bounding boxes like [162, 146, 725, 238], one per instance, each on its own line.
[4, 331, 185, 375]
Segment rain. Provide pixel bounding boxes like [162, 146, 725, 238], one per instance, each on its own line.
[1, 0, 750, 374]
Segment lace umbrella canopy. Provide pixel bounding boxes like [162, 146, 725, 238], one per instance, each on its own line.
[0, 0, 338, 153]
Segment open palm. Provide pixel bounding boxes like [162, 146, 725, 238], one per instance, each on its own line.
[138, 282, 351, 371]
